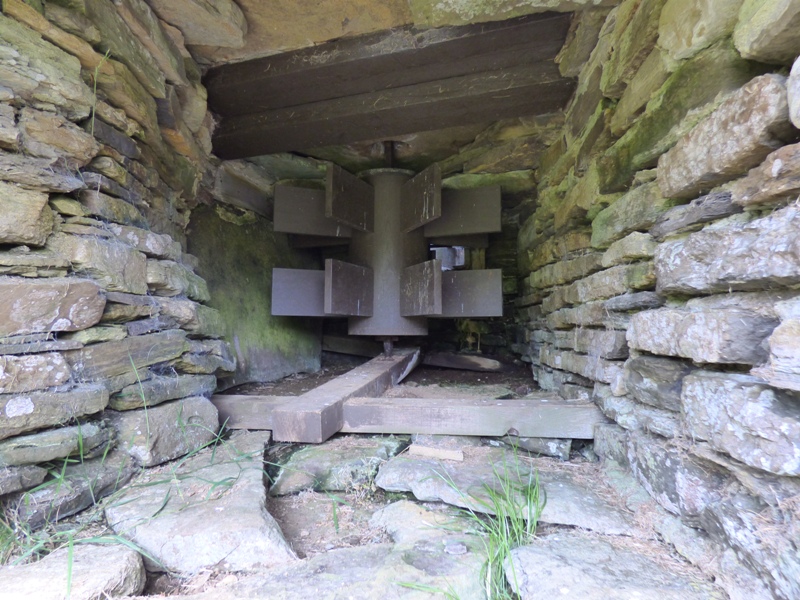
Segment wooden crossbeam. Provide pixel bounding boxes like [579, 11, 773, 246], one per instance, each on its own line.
[439, 269, 503, 317]
[324, 259, 373, 317]
[270, 269, 325, 317]
[273, 185, 352, 239]
[270, 348, 421, 443]
[401, 164, 442, 233]
[341, 396, 606, 439]
[326, 164, 374, 232]
[205, 13, 572, 117]
[210, 393, 607, 440]
[423, 187, 502, 238]
[400, 259, 442, 317]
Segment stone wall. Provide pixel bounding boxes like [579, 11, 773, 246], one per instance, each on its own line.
[514, 2, 800, 598]
[0, 0, 296, 527]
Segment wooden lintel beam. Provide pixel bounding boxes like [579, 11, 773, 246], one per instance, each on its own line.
[204, 13, 571, 117]
[212, 65, 574, 159]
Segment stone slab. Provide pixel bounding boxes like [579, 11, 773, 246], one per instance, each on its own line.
[791, 56, 800, 129]
[658, 0, 743, 61]
[0, 152, 85, 192]
[0, 543, 145, 599]
[146, 259, 210, 302]
[0, 464, 47, 496]
[0, 180, 53, 247]
[110, 373, 216, 410]
[601, 232, 657, 267]
[591, 181, 678, 248]
[18, 107, 98, 169]
[658, 74, 794, 199]
[105, 432, 296, 573]
[624, 355, 693, 412]
[655, 206, 800, 294]
[0, 385, 108, 440]
[732, 142, 800, 208]
[0, 420, 110, 467]
[627, 305, 777, 364]
[682, 371, 800, 475]
[376, 447, 635, 535]
[733, 0, 800, 64]
[154, 297, 225, 338]
[270, 435, 407, 495]
[507, 533, 724, 599]
[0, 353, 71, 394]
[650, 191, 742, 241]
[145, 0, 246, 48]
[107, 396, 219, 467]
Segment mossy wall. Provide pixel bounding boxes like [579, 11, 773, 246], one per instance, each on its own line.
[188, 204, 321, 388]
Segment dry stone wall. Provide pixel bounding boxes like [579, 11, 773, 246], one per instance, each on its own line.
[0, 0, 233, 528]
[515, 2, 800, 598]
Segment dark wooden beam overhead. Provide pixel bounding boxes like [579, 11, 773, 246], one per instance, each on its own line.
[206, 12, 576, 159]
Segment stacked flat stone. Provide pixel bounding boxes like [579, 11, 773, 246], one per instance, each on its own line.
[513, 3, 800, 599]
[0, 0, 235, 529]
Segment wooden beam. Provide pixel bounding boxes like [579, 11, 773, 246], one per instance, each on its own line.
[324, 259, 373, 317]
[271, 348, 421, 443]
[205, 13, 572, 116]
[439, 269, 503, 318]
[213, 64, 574, 158]
[211, 394, 291, 430]
[341, 396, 606, 439]
[273, 185, 352, 239]
[271, 269, 325, 317]
[423, 187, 502, 238]
[400, 259, 442, 317]
[401, 164, 442, 233]
[326, 164, 374, 232]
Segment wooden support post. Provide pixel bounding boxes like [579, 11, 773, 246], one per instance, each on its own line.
[270, 347, 420, 443]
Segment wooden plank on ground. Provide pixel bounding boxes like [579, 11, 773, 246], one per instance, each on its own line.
[422, 351, 503, 372]
[401, 164, 441, 232]
[273, 184, 352, 239]
[423, 186, 502, 237]
[324, 259, 373, 316]
[211, 394, 292, 429]
[326, 164, 374, 232]
[438, 269, 503, 317]
[400, 259, 442, 316]
[341, 396, 606, 439]
[271, 348, 421, 443]
[271, 268, 325, 316]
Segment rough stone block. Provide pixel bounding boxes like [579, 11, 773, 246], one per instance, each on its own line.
[683, 371, 800, 475]
[108, 396, 219, 467]
[528, 253, 604, 290]
[171, 339, 236, 375]
[0, 181, 53, 246]
[601, 232, 657, 267]
[145, 0, 246, 47]
[108, 223, 181, 260]
[547, 301, 631, 330]
[609, 47, 674, 136]
[47, 233, 148, 294]
[752, 297, 800, 392]
[627, 306, 778, 364]
[18, 107, 98, 169]
[626, 431, 728, 518]
[598, 40, 764, 192]
[110, 373, 216, 410]
[146, 259, 210, 302]
[655, 206, 800, 295]
[732, 142, 800, 208]
[556, 7, 612, 78]
[593, 421, 629, 466]
[62, 324, 127, 344]
[0, 152, 84, 193]
[0, 103, 18, 149]
[0, 543, 145, 599]
[0, 13, 93, 119]
[574, 262, 655, 303]
[603, 291, 664, 312]
[591, 182, 678, 248]
[658, 74, 794, 200]
[600, 0, 667, 98]
[4, 450, 135, 530]
[524, 229, 592, 271]
[540, 344, 625, 387]
[65, 329, 187, 380]
[555, 164, 622, 233]
[650, 191, 741, 241]
[78, 189, 147, 228]
[791, 56, 800, 129]
[0, 421, 110, 467]
[154, 297, 225, 338]
[0, 385, 108, 440]
[0, 464, 47, 496]
[555, 328, 628, 360]
[0, 277, 105, 337]
[624, 355, 693, 411]
[733, 0, 800, 65]
[658, 0, 744, 60]
[0, 250, 68, 278]
[0, 353, 70, 394]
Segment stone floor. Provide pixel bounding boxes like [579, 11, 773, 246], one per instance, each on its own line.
[0, 426, 728, 599]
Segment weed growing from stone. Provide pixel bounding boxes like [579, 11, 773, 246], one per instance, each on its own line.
[438, 455, 546, 599]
